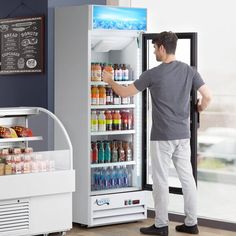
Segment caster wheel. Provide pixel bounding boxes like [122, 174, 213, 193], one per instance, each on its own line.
[61, 232, 66, 236]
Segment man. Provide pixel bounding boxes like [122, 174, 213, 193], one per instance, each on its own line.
[102, 31, 212, 236]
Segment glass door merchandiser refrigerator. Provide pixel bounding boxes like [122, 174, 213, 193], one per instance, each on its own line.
[55, 5, 198, 227]
[55, 5, 147, 227]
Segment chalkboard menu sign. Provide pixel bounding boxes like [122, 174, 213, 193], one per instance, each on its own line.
[0, 16, 44, 74]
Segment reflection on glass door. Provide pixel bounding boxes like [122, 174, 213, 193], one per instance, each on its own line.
[143, 33, 198, 194]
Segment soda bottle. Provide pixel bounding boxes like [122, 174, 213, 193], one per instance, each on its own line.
[99, 86, 106, 105]
[123, 167, 128, 187]
[121, 110, 128, 130]
[91, 85, 99, 105]
[106, 86, 113, 105]
[104, 141, 111, 163]
[113, 110, 121, 130]
[118, 141, 125, 162]
[124, 141, 132, 161]
[91, 142, 98, 163]
[105, 110, 113, 131]
[114, 64, 118, 81]
[117, 64, 123, 81]
[127, 110, 133, 130]
[113, 93, 121, 105]
[111, 141, 118, 162]
[98, 110, 106, 131]
[98, 142, 104, 163]
[91, 111, 98, 132]
[117, 167, 123, 188]
[110, 167, 116, 188]
[104, 168, 110, 189]
[122, 64, 129, 81]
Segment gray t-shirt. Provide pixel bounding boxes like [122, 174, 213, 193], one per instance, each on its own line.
[134, 60, 204, 141]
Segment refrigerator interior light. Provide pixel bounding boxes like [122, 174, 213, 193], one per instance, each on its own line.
[92, 38, 133, 52]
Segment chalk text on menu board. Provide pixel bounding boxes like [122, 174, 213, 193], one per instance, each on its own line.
[0, 16, 44, 74]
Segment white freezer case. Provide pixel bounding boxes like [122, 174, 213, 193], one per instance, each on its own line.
[0, 107, 75, 236]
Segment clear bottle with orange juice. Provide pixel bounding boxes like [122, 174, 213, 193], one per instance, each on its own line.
[98, 86, 106, 105]
[91, 85, 99, 105]
[103, 63, 114, 81]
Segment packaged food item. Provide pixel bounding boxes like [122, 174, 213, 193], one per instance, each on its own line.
[5, 164, 12, 175]
[0, 158, 5, 175]
[0, 126, 18, 138]
[11, 126, 33, 137]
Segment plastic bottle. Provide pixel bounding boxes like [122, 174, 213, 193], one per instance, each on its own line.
[113, 110, 121, 130]
[98, 86, 106, 105]
[113, 93, 121, 105]
[127, 110, 133, 130]
[91, 85, 99, 105]
[98, 110, 106, 131]
[94, 63, 102, 81]
[91, 63, 95, 81]
[114, 64, 118, 81]
[117, 167, 123, 188]
[127, 166, 132, 187]
[103, 63, 114, 80]
[106, 86, 113, 105]
[91, 142, 98, 163]
[104, 141, 111, 163]
[118, 141, 125, 162]
[121, 110, 128, 130]
[105, 110, 113, 131]
[124, 141, 132, 161]
[110, 167, 116, 188]
[91, 111, 98, 132]
[123, 167, 128, 187]
[98, 142, 105, 163]
[117, 64, 123, 81]
[122, 64, 129, 81]
[111, 141, 118, 162]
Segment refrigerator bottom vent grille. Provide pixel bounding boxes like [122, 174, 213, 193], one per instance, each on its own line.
[92, 205, 146, 226]
[0, 199, 30, 233]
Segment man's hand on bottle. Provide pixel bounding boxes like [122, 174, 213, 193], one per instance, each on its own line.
[102, 70, 113, 84]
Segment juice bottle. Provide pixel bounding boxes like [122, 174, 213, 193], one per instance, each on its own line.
[117, 64, 123, 81]
[91, 85, 99, 105]
[124, 141, 132, 161]
[98, 86, 106, 105]
[91, 110, 98, 132]
[106, 86, 113, 105]
[94, 63, 102, 81]
[98, 110, 106, 131]
[122, 64, 129, 81]
[127, 110, 133, 130]
[91, 142, 98, 163]
[103, 63, 114, 80]
[98, 142, 104, 163]
[91, 63, 95, 81]
[113, 110, 121, 130]
[105, 110, 112, 131]
[114, 64, 118, 81]
[104, 141, 111, 163]
[113, 92, 121, 105]
[118, 141, 125, 162]
[121, 110, 128, 130]
[111, 141, 118, 162]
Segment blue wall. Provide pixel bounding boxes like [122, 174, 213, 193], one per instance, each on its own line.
[0, 0, 48, 108]
[0, 0, 106, 111]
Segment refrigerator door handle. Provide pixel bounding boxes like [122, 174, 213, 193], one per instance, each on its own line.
[196, 99, 200, 128]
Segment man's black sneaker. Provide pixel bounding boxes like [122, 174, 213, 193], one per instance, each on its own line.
[140, 224, 168, 235]
[175, 224, 199, 234]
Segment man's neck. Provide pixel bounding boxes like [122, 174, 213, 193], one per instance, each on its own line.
[162, 54, 176, 63]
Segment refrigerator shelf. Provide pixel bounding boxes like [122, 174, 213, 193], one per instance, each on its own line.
[91, 130, 135, 136]
[0, 136, 43, 143]
[90, 186, 140, 196]
[91, 104, 135, 109]
[91, 161, 136, 168]
[90, 81, 133, 86]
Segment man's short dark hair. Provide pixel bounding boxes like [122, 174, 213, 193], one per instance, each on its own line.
[152, 31, 178, 54]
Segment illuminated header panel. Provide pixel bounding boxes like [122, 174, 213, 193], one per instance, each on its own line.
[92, 5, 147, 31]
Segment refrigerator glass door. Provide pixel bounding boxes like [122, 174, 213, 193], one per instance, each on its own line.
[142, 33, 198, 194]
